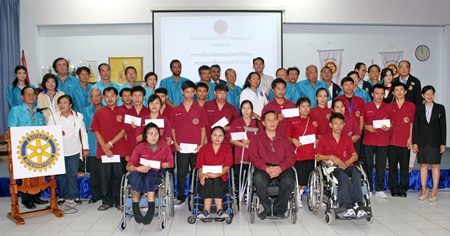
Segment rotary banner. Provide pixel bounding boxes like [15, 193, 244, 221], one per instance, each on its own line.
[318, 49, 343, 84]
[10, 126, 66, 179]
[380, 51, 403, 77]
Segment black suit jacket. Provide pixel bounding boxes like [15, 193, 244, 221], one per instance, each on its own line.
[330, 82, 342, 99]
[412, 102, 446, 147]
[394, 75, 422, 107]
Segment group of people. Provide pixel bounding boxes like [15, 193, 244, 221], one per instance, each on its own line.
[5, 56, 446, 223]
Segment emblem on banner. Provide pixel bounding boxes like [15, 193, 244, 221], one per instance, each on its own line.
[387, 63, 398, 76]
[16, 130, 60, 172]
[325, 62, 338, 75]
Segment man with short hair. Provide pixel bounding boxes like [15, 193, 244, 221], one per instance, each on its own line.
[253, 57, 273, 98]
[320, 66, 341, 99]
[91, 63, 121, 105]
[249, 111, 296, 220]
[159, 59, 191, 108]
[354, 62, 372, 94]
[224, 68, 242, 113]
[276, 68, 288, 82]
[72, 66, 92, 113]
[155, 88, 172, 119]
[368, 65, 381, 86]
[195, 82, 209, 107]
[119, 88, 133, 110]
[210, 64, 227, 84]
[117, 66, 138, 106]
[268, 67, 300, 103]
[196, 65, 215, 101]
[52, 57, 79, 95]
[338, 71, 372, 103]
[297, 65, 331, 108]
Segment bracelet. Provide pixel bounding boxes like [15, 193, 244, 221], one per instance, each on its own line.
[108, 141, 113, 147]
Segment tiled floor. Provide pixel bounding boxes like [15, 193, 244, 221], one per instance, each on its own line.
[1, 190, 450, 235]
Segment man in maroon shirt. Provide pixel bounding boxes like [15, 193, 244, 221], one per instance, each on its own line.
[362, 84, 392, 198]
[316, 113, 367, 218]
[249, 111, 296, 220]
[91, 87, 130, 211]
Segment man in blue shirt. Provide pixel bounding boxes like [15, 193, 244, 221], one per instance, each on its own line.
[53, 57, 78, 96]
[224, 68, 242, 113]
[81, 88, 103, 203]
[159, 59, 190, 107]
[297, 65, 331, 108]
[8, 86, 48, 209]
[118, 66, 139, 106]
[90, 63, 121, 105]
[71, 67, 92, 113]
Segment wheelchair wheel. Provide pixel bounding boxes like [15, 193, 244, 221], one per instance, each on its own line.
[119, 219, 126, 231]
[187, 194, 192, 212]
[250, 211, 255, 224]
[165, 172, 174, 217]
[187, 215, 196, 224]
[226, 215, 233, 224]
[325, 211, 335, 225]
[307, 168, 323, 215]
[159, 219, 165, 230]
[291, 208, 297, 224]
[366, 216, 374, 223]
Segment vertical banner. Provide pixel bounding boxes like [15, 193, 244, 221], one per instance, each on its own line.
[380, 51, 403, 77]
[318, 49, 343, 84]
[10, 126, 65, 179]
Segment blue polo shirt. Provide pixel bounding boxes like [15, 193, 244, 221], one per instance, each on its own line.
[144, 87, 154, 107]
[226, 84, 243, 114]
[6, 84, 35, 110]
[90, 80, 121, 106]
[57, 74, 79, 96]
[71, 82, 92, 113]
[8, 104, 45, 127]
[159, 76, 190, 106]
[296, 80, 331, 108]
[338, 87, 372, 103]
[81, 105, 99, 157]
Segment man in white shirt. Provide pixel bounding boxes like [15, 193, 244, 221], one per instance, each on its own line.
[253, 57, 273, 99]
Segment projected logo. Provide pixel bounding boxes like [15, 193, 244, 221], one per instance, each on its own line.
[325, 62, 338, 76]
[387, 63, 398, 77]
[16, 130, 60, 172]
[214, 20, 228, 34]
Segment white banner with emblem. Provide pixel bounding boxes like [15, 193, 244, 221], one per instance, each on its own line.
[379, 51, 403, 77]
[318, 49, 343, 84]
[10, 126, 66, 179]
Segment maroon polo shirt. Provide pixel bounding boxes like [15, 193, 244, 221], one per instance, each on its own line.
[261, 99, 297, 135]
[195, 143, 233, 181]
[160, 105, 173, 120]
[249, 131, 295, 172]
[316, 133, 356, 164]
[128, 142, 174, 169]
[126, 106, 151, 153]
[342, 115, 362, 138]
[390, 101, 416, 148]
[362, 102, 391, 146]
[310, 106, 332, 135]
[170, 101, 208, 146]
[204, 100, 238, 145]
[136, 113, 172, 142]
[90, 106, 130, 158]
[227, 118, 259, 164]
[335, 95, 365, 127]
[286, 116, 321, 161]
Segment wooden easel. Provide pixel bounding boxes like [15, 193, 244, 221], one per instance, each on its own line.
[5, 131, 64, 225]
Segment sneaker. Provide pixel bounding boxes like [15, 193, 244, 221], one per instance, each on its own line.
[174, 198, 185, 207]
[217, 209, 229, 218]
[376, 191, 387, 199]
[58, 199, 65, 205]
[343, 209, 356, 218]
[74, 198, 82, 204]
[357, 209, 368, 218]
[197, 210, 209, 219]
[64, 199, 76, 206]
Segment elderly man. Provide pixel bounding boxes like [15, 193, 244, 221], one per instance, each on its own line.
[297, 65, 331, 108]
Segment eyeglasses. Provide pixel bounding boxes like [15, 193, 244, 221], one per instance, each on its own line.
[23, 93, 36, 97]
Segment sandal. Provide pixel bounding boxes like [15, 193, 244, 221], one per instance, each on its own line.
[97, 204, 111, 211]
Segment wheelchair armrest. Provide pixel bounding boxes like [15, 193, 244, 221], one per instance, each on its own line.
[353, 161, 364, 167]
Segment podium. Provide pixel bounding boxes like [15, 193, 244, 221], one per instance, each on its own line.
[5, 131, 64, 225]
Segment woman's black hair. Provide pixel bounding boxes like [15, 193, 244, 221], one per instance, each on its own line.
[240, 100, 254, 111]
[142, 122, 161, 142]
[380, 68, 394, 84]
[12, 65, 29, 88]
[242, 72, 260, 90]
[421, 85, 435, 95]
[331, 99, 344, 110]
[57, 94, 74, 110]
[211, 126, 226, 136]
[315, 87, 329, 98]
[296, 97, 311, 106]
[147, 94, 162, 106]
[41, 73, 59, 90]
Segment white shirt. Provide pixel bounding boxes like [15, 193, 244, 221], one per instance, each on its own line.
[239, 87, 268, 116]
[258, 74, 274, 97]
[60, 114, 81, 156]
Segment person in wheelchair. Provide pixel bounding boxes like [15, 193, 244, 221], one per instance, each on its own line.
[249, 110, 296, 220]
[195, 126, 233, 219]
[126, 123, 174, 224]
[315, 113, 368, 218]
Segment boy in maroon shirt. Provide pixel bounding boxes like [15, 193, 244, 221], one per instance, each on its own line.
[316, 113, 367, 218]
[170, 80, 208, 204]
[362, 84, 393, 198]
[388, 82, 416, 197]
[91, 87, 130, 211]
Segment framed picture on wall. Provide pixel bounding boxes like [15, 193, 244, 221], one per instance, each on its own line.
[108, 56, 144, 85]
[80, 60, 100, 84]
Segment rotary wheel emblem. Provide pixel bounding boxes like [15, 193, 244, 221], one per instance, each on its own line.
[16, 130, 60, 172]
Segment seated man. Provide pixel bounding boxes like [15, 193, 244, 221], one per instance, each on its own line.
[315, 113, 368, 218]
[249, 110, 296, 220]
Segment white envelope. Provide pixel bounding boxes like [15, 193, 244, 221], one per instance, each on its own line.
[140, 158, 161, 169]
[179, 143, 198, 154]
[202, 165, 223, 174]
[211, 117, 229, 128]
[124, 115, 141, 126]
[299, 134, 315, 145]
[101, 155, 121, 163]
[230, 132, 247, 141]
[373, 119, 390, 129]
[281, 108, 299, 118]
[145, 119, 164, 128]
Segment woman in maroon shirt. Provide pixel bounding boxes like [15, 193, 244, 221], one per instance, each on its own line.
[331, 99, 362, 143]
[195, 126, 233, 219]
[126, 123, 174, 225]
[310, 88, 332, 135]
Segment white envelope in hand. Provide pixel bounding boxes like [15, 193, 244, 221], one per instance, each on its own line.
[299, 134, 315, 145]
[281, 108, 299, 118]
[145, 119, 164, 128]
[179, 143, 198, 154]
[202, 165, 222, 174]
[124, 115, 141, 126]
[140, 158, 161, 169]
[373, 119, 390, 129]
[211, 117, 229, 128]
[101, 155, 120, 163]
[230, 132, 247, 141]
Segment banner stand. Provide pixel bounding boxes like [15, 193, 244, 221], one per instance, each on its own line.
[5, 131, 64, 225]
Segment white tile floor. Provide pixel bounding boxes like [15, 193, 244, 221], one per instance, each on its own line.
[1, 191, 450, 236]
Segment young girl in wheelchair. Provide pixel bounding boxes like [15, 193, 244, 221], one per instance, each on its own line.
[126, 123, 174, 224]
[195, 126, 233, 219]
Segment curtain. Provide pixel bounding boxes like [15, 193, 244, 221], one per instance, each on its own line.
[0, 0, 21, 135]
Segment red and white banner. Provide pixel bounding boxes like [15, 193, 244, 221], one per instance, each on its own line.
[318, 49, 343, 84]
[380, 51, 403, 77]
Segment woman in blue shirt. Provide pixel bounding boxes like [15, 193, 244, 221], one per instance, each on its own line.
[6, 65, 35, 110]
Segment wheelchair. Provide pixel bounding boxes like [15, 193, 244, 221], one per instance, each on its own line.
[187, 169, 235, 224]
[247, 165, 299, 224]
[306, 161, 373, 224]
[118, 170, 174, 231]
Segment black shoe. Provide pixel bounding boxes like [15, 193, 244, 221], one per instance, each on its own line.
[33, 198, 49, 204]
[258, 209, 271, 220]
[391, 193, 399, 197]
[399, 193, 407, 197]
[74, 198, 82, 204]
[88, 197, 98, 204]
[23, 202, 37, 209]
[58, 199, 65, 205]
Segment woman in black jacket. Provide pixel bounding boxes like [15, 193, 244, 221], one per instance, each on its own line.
[413, 85, 446, 202]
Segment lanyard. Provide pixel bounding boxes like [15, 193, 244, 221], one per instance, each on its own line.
[345, 99, 355, 116]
